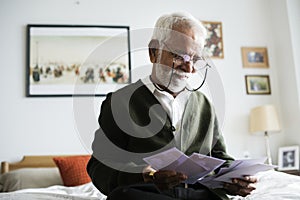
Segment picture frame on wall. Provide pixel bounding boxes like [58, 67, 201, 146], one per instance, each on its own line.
[241, 47, 269, 68]
[201, 21, 224, 59]
[278, 146, 299, 171]
[245, 75, 271, 95]
[26, 24, 131, 97]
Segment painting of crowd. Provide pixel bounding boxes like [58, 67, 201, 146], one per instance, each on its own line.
[30, 62, 129, 85]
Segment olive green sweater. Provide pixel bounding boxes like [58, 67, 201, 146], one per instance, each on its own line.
[87, 80, 234, 199]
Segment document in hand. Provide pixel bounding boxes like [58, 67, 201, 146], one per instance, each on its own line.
[143, 147, 276, 186]
[199, 157, 276, 188]
[143, 147, 225, 184]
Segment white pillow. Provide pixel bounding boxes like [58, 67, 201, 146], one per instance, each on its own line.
[0, 168, 63, 192]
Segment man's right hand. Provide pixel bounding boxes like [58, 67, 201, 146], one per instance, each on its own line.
[144, 169, 188, 190]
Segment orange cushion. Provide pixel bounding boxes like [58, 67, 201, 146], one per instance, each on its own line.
[53, 155, 91, 186]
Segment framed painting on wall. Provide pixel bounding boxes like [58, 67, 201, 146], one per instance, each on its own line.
[245, 75, 271, 95]
[241, 47, 269, 68]
[26, 24, 131, 97]
[201, 21, 224, 59]
[278, 146, 299, 171]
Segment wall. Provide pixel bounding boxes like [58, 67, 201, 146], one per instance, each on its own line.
[0, 0, 296, 164]
[286, 0, 300, 146]
[272, 0, 300, 147]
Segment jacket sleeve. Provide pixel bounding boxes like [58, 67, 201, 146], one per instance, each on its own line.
[86, 93, 145, 195]
[211, 117, 234, 169]
[87, 155, 118, 194]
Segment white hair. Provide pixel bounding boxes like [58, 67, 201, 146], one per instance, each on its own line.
[150, 11, 207, 50]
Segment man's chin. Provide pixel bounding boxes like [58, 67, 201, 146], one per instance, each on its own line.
[168, 85, 186, 93]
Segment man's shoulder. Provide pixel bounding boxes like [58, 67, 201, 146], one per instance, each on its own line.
[105, 80, 149, 102]
[107, 80, 144, 95]
[190, 91, 211, 104]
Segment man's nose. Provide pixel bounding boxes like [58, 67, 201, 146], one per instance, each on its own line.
[181, 61, 193, 73]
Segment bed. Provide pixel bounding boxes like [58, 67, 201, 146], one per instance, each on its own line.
[0, 155, 106, 200]
[1, 155, 300, 200]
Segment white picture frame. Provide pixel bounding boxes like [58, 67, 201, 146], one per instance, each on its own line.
[278, 146, 299, 171]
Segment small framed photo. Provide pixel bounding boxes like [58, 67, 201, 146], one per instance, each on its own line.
[241, 47, 269, 68]
[278, 146, 299, 171]
[245, 75, 271, 95]
[202, 21, 224, 59]
[26, 24, 131, 97]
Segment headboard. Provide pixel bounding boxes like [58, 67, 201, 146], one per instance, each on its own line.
[1, 155, 84, 174]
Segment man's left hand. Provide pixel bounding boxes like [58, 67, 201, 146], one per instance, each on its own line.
[223, 176, 257, 197]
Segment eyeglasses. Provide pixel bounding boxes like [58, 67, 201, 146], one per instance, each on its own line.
[163, 42, 210, 71]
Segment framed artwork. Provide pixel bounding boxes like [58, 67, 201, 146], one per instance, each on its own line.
[278, 146, 299, 171]
[241, 47, 269, 68]
[202, 21, 224, 59]
[26, 24, 131, 97]
[245, 75, 271, 95]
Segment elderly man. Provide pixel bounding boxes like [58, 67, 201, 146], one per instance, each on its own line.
[87, 12, 257, 200]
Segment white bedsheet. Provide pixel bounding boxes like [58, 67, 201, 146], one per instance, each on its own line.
[230, 170, 300, 200]
[0, 170, 300, 200]
[0, 182, 106, 200]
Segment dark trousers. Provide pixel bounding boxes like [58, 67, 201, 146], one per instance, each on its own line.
[107, 183, 222, 200]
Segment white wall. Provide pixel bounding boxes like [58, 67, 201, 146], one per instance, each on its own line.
[0, 0, 298, 164]
[272, 0, 300, 148]
[286, 0, 300, 145]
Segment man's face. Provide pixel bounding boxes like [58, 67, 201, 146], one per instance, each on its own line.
[151, 27, 202, 93]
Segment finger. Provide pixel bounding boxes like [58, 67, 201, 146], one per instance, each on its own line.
[232, 178, 255, 188]
[155, 171, 187, 181]
[232, 179, 256, 189]
[143, 165, 156, 173]
[176, 172, 188, 180]
[237, 187, 254, 197]
[154, 172, 187, 184]
[224, 183, 254, 197]
[243, 176, 258, 183]
[154, 170, 177, 179]
[225, 182, 256, 192]
[154, 172, 187, 190]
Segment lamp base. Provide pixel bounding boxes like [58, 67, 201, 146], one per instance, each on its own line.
[265, 131, 272, 165]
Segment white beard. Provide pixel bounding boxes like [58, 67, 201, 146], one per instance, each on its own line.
[153, 63, 190, 93]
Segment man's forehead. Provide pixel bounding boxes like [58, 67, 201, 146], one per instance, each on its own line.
[164, 28, 202, 53]
[165, 37, 201, 54]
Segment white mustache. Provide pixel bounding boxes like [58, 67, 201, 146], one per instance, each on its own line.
[172, 69, 191, 79]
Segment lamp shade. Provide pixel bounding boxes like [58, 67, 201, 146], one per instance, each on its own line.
[250, 105, 281, 133]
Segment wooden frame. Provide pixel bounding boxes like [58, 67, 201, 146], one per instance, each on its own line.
[278, 146, 299, 171]
[202, 21, 224, 59]
[26, 24, 131, 97]
[241, 47, 269, 68]
[1, 155, 87, 174]
[245, 75, 271, 95]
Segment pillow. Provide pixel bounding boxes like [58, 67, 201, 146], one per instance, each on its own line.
[53, 155, 91, 187]
[0, 168, 63, 192]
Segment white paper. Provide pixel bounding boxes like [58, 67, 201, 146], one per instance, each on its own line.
[199, 158, 276, 188]
[143, 147, 225, 184]
[214, 163, 276, 183]
[144, 148, 276, 188]
[143, 147, 186, 170]
[216, 157, 267, 176]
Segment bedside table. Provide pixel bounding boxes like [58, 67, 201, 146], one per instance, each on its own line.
[280, 170, 300, 176]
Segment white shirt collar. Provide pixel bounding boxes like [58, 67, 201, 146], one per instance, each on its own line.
[141, 76, 156, 94]
[141, 76, 191, 98]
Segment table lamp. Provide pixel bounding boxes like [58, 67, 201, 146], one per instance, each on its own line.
[250, 105, 281, 165]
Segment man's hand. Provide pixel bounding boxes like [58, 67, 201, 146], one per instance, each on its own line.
[151, 170, 188, 190]
[224, 176, 257, 197]
[142, 166, 187, 190]
[142, 165, 156, 183]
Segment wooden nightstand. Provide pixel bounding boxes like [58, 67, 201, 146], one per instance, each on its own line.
[280, 170, 300, 176]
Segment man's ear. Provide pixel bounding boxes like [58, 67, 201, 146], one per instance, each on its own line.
[148, 39, 159, 63]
